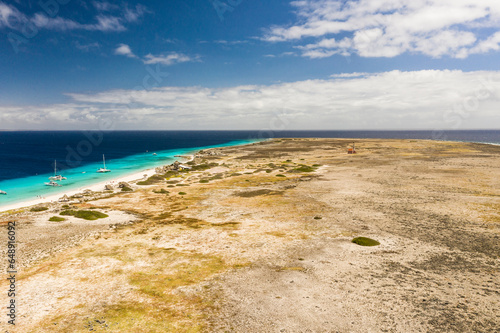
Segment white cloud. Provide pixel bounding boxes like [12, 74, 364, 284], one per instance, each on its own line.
[0, 1, 146, 33]
[143, 53, 197, 66]
[92, 1, 119, 12]
[2, 70, 496, 130]
[263, 0, 500, 59]
[0, 1, 26, 29]
[113, 46, 197, 66]
[114, 44, 136, 58]
[75, 41, 100, 52]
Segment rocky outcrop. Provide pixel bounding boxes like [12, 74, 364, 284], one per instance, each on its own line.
[155, 161, 182, 174]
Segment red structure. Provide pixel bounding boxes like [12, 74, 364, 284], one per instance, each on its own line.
[347, 143, 356, 154]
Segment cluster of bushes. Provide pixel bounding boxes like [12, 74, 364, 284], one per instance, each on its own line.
[30, 206, 48, 212]
[137, 174, 165, 186]
[152, 189, 169, 194]
[190, 162, 218, 171]
[60, 210, 109, 220]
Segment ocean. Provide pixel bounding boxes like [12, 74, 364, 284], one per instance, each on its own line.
[0, 130, 499, 208]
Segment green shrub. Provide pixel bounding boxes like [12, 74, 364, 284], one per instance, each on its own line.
[276, 174, 286, 177]
[190, 163, 218, 171]
[289, 165, 316, 173]
[60, 210, 109, 220]
[178, 192, 187, 195]
[137, 174, 165, 186]
[199, 179, 210, 183]
[153, 189, 169, 194]
[31, 206, 48, 212]
[121, 186, 133, 192]
[352, 237, 380, 246]
[314, 216, 322, 220]
[49, 216, 66, 222]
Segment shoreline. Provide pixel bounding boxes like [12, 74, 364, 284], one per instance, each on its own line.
[0, 155, 194, 213]
[1, 137, 499, 213]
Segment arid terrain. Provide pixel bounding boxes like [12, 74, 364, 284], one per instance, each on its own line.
[1, 138, 499, 332]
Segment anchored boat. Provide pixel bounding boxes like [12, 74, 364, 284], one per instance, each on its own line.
[97, 154, 111, 173]
[49, 160, 67, 181]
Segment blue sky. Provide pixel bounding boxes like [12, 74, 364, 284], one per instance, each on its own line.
[1, 0, 500, 130]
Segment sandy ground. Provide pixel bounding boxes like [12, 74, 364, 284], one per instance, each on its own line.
[0, 139, 499, 332]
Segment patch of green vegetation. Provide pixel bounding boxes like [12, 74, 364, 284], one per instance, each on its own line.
[30, 206, 48, 212]
[234, 189, 284, 198]
[190, 162, 218, 171]
[312, 164, 322, 167]
[178, 192, 187, 195]
[49, 216, 65, 222]
[314, 216, 322, 220]
[136, 174, 165, 186]
[352, 237, 380, 246]
[276, 174, 286, 177]
[167, 185, 175, 188]
[210, 174, 224, 180]
[289, 165, 316, 173]
[61, 204, 70, 209]
[230, 173, 242, 177]
[60, 210, 109, 220]
[121, 186, 133, 192]
[152, 189, 169, 194]
[176, 184, 189, 187]
[265, 169, 272, 173]
[199, 179, 210, 183]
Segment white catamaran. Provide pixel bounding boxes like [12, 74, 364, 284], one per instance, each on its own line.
[45, 180, 61, 187]
[49, 160, 67, 181]
[0, 190, 6, 195]
[97, 154, 111, 173]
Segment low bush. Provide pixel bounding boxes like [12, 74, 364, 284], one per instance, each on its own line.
[60, 210, 109, 220]
[49, 216, 65, 222]
[31, 206, 48, 212]
[352, 237, 380, 246]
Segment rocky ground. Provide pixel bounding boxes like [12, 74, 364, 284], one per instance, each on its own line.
[0, 138, 499, 332]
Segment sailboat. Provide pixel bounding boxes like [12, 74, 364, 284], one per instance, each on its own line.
[45, 180, 61, 187]
[97, 154, 111, 173]
[49, 160, 67, 181]
[0, 190, 6, 195]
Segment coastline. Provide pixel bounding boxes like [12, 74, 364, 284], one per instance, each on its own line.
[0, 155, 193, 213]
[1, 137, 499, 214]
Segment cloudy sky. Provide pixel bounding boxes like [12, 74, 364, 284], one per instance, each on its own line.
[0, 0, 499, 130]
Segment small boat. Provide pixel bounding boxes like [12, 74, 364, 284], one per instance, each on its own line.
[49, 160, 67, 181]
[97, 154, 111, 173]
[45, 180, 61, 187]
[152, 153, 157, 156]
[0, 190, 6, 195]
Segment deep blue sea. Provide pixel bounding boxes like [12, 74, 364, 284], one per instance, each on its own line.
[0, 130, 499, 208]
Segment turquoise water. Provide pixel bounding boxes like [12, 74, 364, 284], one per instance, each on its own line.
[0, 139, 256, 209]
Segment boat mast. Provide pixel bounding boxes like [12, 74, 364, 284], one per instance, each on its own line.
[103, 154, 106, 169]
